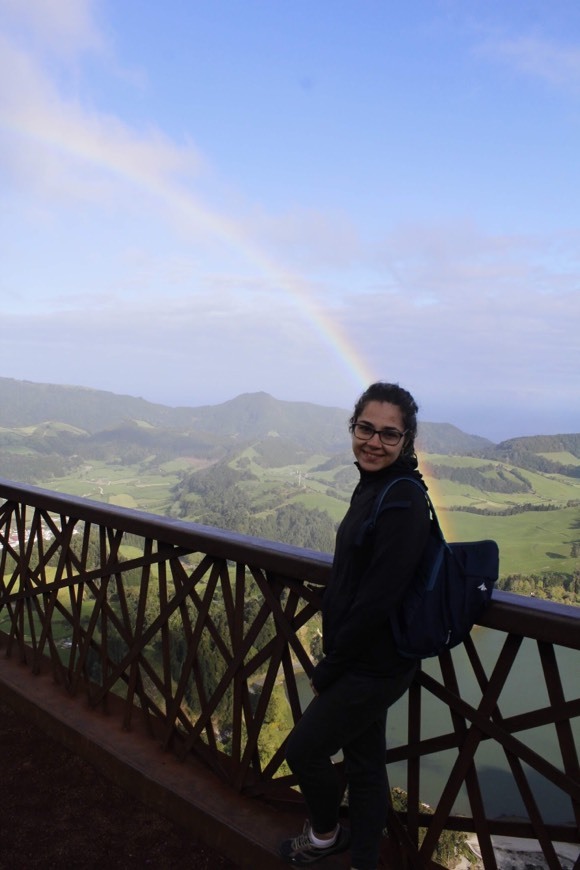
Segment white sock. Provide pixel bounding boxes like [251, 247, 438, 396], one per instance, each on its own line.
[309, 825, 339, 848]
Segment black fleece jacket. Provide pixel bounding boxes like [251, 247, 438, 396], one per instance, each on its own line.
[311, 459, 431, 693]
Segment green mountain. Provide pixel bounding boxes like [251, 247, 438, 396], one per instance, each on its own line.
[0, 377, 492, 455]
[500, 434, 580, 455]
[0, 377, 201, 432]
[416, 422, 491, 455]
[478, 435, 580, 478]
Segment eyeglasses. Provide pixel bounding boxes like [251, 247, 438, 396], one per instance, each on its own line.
[350, 422, 407, 447]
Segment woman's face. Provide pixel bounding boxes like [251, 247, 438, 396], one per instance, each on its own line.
[351, 400, 406, 473]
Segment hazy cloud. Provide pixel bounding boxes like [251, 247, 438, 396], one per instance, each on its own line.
[0, 0, 103, 58]
[0, 36, 204, 206]
[477, 33, 580, 91]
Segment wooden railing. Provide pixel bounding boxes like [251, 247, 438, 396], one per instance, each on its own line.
[0, 477, 578, 869]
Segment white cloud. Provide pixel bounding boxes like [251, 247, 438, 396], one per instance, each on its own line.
[339, 221, 580, 416]
[0, 0, 103, 57]
[372, 221, 580, 302]
[477, 34, 580, 91]
[241, 204, 363, 271]
[0, 33, 204, 209]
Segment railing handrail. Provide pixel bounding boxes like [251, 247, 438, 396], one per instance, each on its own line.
[1, 476, 578, 648]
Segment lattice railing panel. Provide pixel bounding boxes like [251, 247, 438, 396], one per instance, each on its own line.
[0, 495, 322, 798]
[386, 628, 580, 868]
[1, 479, 578, 869]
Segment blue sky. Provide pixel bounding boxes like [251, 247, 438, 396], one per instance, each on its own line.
[1, 0, 579, 441]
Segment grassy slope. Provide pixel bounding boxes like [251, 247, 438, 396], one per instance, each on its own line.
[9, 441, 580, 580]
[38, 457, 194, 508]
[421, 454, 580, 575]
[436, 504, 579, 576]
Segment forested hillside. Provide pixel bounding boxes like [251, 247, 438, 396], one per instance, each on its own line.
[478, 434, 580, 477]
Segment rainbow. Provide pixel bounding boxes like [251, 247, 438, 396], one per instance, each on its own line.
[5, 111, 377, 394]
[12, 110, 461, 540]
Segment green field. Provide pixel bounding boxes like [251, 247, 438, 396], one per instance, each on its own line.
[27, 448, 580, 581]
[438, 504, 579, 576]
[41, 461, 185, 514]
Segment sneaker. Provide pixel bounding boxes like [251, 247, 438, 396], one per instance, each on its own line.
[280, 820, 350, 865]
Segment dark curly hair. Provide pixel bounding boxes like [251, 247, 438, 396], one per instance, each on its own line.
[349, 382, 419, 466]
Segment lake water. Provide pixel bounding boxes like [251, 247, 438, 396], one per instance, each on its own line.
[296, 627, 578, 825]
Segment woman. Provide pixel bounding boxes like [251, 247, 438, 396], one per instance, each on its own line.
[280, 382, 431, 870]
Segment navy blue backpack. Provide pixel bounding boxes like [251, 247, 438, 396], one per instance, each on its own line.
[366, 476, 499, 660]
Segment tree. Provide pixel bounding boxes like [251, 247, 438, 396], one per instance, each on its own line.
[252, 503, 335, 552]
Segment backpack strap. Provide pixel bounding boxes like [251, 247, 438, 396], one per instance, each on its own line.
[365, 475, 446, 543]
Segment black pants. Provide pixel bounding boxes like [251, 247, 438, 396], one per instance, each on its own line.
[285, 668, 416, 870]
